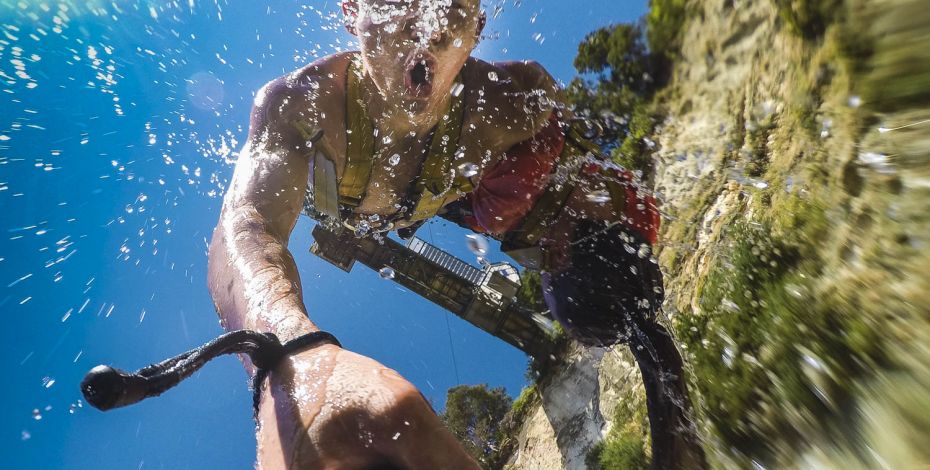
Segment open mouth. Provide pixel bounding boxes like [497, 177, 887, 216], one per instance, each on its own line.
[404, 53, 436, 98]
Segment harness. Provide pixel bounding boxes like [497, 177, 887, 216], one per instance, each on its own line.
[298, 55, 630, 269]
[301, 57, 478, 236]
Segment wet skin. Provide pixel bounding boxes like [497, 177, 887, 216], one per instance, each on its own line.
[207, 0, 621, 468]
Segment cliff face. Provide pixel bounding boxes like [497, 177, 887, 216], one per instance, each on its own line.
[508, 346, 645, 469]
[508, 0, 930, 468]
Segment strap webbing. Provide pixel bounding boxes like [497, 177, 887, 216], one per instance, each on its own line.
[80, 330, 341, 419]
[341, 56, 469, 225]
[341, 59, 375, 207]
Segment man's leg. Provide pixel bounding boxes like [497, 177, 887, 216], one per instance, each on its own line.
[542, 222, 706, 469]
[626, 312, 706, 469]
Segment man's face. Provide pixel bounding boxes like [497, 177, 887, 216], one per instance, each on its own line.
[347, 0, 483, 114]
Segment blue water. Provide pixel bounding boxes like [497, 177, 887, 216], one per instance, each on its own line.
[0, 1, 645, 467]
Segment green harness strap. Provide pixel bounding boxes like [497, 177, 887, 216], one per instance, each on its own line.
[407, 80, 470, 222]
[341, 59, 376, 208]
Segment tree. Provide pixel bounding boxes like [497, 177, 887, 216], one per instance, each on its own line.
[567, 23, 663, 177]
[566, 24, 654, 155]
[441, 384, 512, 468]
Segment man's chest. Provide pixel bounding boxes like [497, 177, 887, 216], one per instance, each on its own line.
[313, 115, 508, 222]
[300, 83, 547, 231]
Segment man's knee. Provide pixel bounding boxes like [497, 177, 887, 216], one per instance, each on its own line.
[541, 221, 664, 347]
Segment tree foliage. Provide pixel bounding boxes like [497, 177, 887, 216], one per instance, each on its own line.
[564, 0, 688, 175]
[566, 23, 660, 174]
[441, 384, 512, 468]
[516, 269, 546, 312]
[567, 24, 651, 144]
[645, 0, 688, 67]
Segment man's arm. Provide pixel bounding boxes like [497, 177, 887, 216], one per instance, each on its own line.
[207, 77, 480, 469]
[208, 78, 317, 349]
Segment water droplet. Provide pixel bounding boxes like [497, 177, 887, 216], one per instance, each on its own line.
[452, 38, 463, 48]
[41, 377, 55, 389]
[457, 162, 478, 177]
[21, 430, 31, 441]
[354, 220, 371, 238]
[465, 234, 489, 256]
[379, 267, 395, 280]
[388, 154, 400, 166]
[382, 135, 393, 145]
[487, 71, 498, 82]
[721, 299, 740, 312]
[585, 190, 610, 204]
[477, 256, 491, 268]
[451, 82, 464, 97]
[722, 346, 735, 368]
[32, 409, 42, 420]
[847, 95, 862, 108]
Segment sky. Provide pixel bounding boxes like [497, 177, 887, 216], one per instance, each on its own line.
[0, 1, 646, 468]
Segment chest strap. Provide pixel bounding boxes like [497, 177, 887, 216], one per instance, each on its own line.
[341, 59, 375, 208]
[407, 80, 470, 222]
[339, 57, 471, 228]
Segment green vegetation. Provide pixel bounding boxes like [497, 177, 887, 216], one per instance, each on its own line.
[566, 23, 663, 176]
[674, 204, 888, 463]
[744, 117, 775, 177]
[614, 104, 655, 174]
[772, 0, 842, 39]
[442, 384, 512, 468]
[586, 398, 650, 470]
[515, 270, 546, 313]
[441, 383, 543, 469]
[646, 0, 688, 71]
[567, 24, 654, 140]
[510, 384, 538, 420]
[565, 0, 688, 176]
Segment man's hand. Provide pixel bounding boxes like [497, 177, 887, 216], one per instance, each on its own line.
[257, 343, 480, 469]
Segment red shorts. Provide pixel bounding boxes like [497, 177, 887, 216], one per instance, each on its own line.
[464, 114, 659, 246]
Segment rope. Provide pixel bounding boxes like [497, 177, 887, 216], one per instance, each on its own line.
[428, 220, 461, 385]
[80, 330, 340, 419]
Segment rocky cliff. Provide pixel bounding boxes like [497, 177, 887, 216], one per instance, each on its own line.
[507, 0, 930, 468]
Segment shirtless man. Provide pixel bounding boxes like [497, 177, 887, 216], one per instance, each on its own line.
[207, 0, 705, 468]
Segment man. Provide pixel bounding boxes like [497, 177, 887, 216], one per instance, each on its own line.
[207, 0, 705, 468]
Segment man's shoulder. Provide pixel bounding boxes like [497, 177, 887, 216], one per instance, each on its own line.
[462, 57, 560, 148]
[252, 52, 355, 125]
[465, 57, 557, 92]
